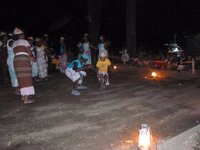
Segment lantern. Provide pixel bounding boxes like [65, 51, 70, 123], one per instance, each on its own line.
[138, 124, 152, 150]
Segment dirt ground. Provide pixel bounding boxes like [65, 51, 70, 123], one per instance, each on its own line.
[0, 64, 200, 150]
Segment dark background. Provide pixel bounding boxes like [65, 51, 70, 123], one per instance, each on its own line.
[0, 0, 200, 53]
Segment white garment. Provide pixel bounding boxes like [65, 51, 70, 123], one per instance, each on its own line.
[7, 39, 19, 87]
[36, 46, 48, 78]
[82, 42, 92, 64]
[31, 47, 38, 77]
[65, 68, 86, 83]
[20, 86, 35, 96]
[98, 43, 106, 58]
[12, 39, 30, 49]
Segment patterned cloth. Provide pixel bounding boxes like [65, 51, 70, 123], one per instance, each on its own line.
[36, 46, 48, 78]
[12, 39, 35, 96]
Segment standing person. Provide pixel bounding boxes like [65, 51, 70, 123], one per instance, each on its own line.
[97, 35, 108, 58]
[7, 34, 19, 94]
[96, 50, 112, 89]
[27, 36, 39, 81]
[65, 54, 92, 96]
[81, 33, 96, 65]
[0, 31, 9, 83]
[12, 27, 35, 104]
[58, 36, 67, 73]
[35, 38, 48, 81]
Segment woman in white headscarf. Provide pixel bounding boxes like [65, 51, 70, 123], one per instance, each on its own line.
[12, 27, 35, 104]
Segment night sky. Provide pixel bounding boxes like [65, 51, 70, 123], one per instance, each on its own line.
[0, 0, 200, 52]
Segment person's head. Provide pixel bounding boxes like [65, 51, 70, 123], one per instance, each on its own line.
[0, 31, 8, 43]
[100, 51, 107, 61]
[60, 36, 65, 43]
[82, 33, 89, 42]
[43, 34, 48, 40]
[99, 35, 104, 41]
[35, 37, 42, 46]
[80, 54, 89, 63]
[27, 36, 34, 46]
[13, 27, 25, 40]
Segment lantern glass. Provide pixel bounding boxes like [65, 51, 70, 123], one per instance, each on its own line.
[138, 124, 151, 149]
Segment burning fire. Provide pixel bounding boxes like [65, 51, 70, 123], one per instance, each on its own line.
[151, 71, 157, 77]
[113, 65, 117, 70]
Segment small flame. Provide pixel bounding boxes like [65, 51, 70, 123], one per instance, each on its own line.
[151, 72, 157, 77]
[114, 65, 117, 70]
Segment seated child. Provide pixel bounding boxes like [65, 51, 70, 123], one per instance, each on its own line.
[96, 50, 112, 89]
[65, 54, 92, 96]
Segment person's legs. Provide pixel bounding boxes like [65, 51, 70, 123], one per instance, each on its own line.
[105, 73, 110, 86]
[100, 74, 106, 89]
[71, 79, 81, 96]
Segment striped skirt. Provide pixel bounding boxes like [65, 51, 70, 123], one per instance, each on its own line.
[14, 55, 35, 95]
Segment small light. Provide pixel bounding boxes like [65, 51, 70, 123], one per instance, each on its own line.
[113, 65, 117, 70]
[151, 71, 157, 78]
[138, 124, 152, 150]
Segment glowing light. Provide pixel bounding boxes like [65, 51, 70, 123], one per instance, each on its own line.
[151, 71, 157, 78]
[138, 124, 152, 150]
[113, 65, 117, 70]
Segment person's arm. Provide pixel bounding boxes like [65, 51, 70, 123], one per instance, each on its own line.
[27, 47, 35, 61]
[90, 44, 97, 50]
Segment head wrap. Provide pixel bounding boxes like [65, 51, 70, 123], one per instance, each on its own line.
[100, 50, 107, 57]
[0, 31, 7, 37]
[27, 36, 34, 41]
[13, 27, 23, 35]
[60, 36, 65, 40]
[35, 37, 40, 42]
[81, 54, 89, 60]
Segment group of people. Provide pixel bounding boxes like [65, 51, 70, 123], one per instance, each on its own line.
[0, 28, 113, 103]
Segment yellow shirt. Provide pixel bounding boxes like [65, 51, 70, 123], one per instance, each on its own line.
[96, 58, 111, 73]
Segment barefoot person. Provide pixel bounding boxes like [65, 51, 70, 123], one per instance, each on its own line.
[12, 27, 35, 104]
[65, 54, 92, 96]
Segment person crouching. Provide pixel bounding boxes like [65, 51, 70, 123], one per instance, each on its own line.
[96, 50, 112, 90]
[65, 54, 92, 96]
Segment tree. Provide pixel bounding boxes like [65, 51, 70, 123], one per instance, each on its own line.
[87, 0, 102, 45]
[126, 0, 137, 57]
[87, 0, 103, 64]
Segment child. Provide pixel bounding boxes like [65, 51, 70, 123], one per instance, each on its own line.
[65, 54, 92, 96]
[96, 50, 112, 89]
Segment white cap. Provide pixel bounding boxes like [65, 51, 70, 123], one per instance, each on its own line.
[60, 36, 65, 40]
[13, 27, 23, 35]
[35, 37, 40, 42]
[84, 33, 88, 37]
[43, 34, 48, 37]
[0, 31, 7, 37]
[27, 36, 34, 41]
[100, 50, 107, 57]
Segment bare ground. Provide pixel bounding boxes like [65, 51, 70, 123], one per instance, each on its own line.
[0, 64, 200, 150]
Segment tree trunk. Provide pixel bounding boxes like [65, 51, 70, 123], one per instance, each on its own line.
[87, 0, 102, 64]
[126, 0, 137, 57]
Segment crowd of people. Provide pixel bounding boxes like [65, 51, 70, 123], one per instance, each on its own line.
[119, 48, 195, 72]
[0, 28, 112, 103]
